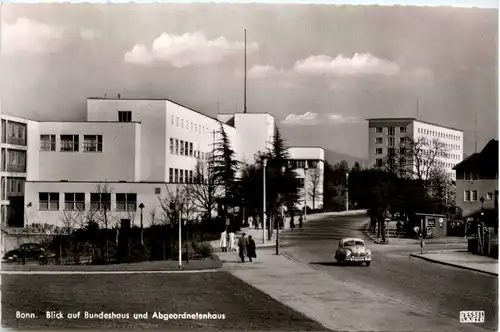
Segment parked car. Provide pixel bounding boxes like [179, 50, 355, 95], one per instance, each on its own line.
[3, 243, 54, 263]
[335, 238, 372, 266]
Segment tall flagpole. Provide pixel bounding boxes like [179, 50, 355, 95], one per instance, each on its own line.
[475, 110, 478, 153]
[244, 29, 247, 114]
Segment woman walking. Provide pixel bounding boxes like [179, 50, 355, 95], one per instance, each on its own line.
[247, 235, 256, 262]
[290, 214, 295, 232]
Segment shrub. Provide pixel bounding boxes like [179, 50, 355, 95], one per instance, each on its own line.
[193, 241, 213, 258]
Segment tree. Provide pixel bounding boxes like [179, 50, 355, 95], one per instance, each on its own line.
[187, 159, 219, 220]
[306, 168, 323, 210]
[212, 123, 239, 218]
[323, 160, 349, 211]
[92, 182, 112, 264]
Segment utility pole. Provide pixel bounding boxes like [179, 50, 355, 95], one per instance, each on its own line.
[475, 110, 478, 153]
[244, 29, 247, 114]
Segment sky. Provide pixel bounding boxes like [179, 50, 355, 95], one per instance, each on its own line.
[0, 3, 498, 160]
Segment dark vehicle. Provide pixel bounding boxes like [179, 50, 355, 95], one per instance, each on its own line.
[3, 243, 54, 263]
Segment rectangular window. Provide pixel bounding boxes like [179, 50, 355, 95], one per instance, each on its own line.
[170, 138, 174, 154]
[195, 124, 198, 133]
[388, 127, 395, 136]
[181, 119, 184, 128]
[176, 117, 179, 126]
[1, 119, 5, 143]
[400, 148, 407, 156]
[472, 173, 478, 180]
[400, 137, 407, 145]
[174, 169, 179, 182]
[376, 127, 383, 133]
[185, 142, 189, 157]
[169, 168, 173, 182]
[118, 111, 132, 122]
[189, 170, 193, 184]
[201, 152, 205, 160]
[40, 135, 56, 151]
[175, 139, 179, 154]
[376, 148, 383, 155]
[189, 142, 193, 157]
[6, 177, 25, 196]
[39, 192, 59, 211]
[471, 190, 478, 201]
[171, 115, 174, 125]
[180, 170, 184, 183]
[464, 191, 471, 201]
[83, 135, 103, 152]
[376, 159, 383, 167]
[400, 127, 407, 133]
[60, 135, 79, 152]
[116, 193, 137, 212]
[465, 172, 472, 180]
[388, 148, 395, 157]
[180, 140, 185, 155]
[7, 121, 27, 146]
[64, 193, 85, 211]
[388, 137, 395, 147]
[309, 160, 318, 168]
[376, 137, 383, 144]
[487, 192, 493, 200]
[90, 193, 111, 211]
[6, 149, 27, 173]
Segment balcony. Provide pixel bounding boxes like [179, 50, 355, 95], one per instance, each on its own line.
[6, 164, 26, 173]
[6, 137, 27, 146]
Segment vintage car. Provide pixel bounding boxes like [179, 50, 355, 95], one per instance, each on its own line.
[335, 238, 372, 266]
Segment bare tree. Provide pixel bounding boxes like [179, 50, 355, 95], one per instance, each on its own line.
[91, 182, 113, 264]
[306, 168, 323, 210]
[59, 210, 85, 235]
[185, 160, 219, 219]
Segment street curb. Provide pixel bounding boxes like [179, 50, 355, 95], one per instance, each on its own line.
[363, 223, 386, 245]
[0, 268, 222, 275]
[409, 253, 499, 277]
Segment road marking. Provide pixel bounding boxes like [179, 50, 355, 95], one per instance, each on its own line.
[1, 269, 221, 275]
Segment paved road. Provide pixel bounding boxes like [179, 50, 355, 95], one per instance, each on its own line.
[280, 214, 498, 331]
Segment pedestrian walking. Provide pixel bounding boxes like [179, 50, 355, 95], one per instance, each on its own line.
[247, 235, 256, 262]
[396, 220, 403, 238]
[299, 214, 303, 230]
[238, 233, 248, 262]
[220, 228, 228, 252]
[248, 215, 254, 229]
[290, 214, 295, 231]
[228, 231, 236, 252]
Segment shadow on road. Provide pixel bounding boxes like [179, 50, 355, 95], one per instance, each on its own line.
[310, 261, 339, 267]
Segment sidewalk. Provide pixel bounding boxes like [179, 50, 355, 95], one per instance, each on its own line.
[211, 210, 367, 251]
[410, 249, 498, 276]
[217, 248, 476, 332]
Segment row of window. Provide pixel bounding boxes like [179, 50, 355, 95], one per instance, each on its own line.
[375, 136, 408, 145]
[169, 168, 195, 184]
[169, 138, 210, 160]
[418, 128, 460, 141]
[40, 135, 103, 152]
[464, 190, 494, 202]
[375, 127, 406, 135]
[38, 192, 138, 212]
[1, 148, 27, 173]
[289, 160, 319, 169]
[171, 115, 214, 136]
[1, 120, 27, 146]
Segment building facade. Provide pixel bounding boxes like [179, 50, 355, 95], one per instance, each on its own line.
[453, 139, 498, 219]
[3, 97, 322, 229]
[367, 118, 463, 179]
[288, 147, 325, 210]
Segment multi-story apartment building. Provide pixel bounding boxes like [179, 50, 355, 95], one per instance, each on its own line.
[288, 147, 325, 210]
[453, 139, 498, 220]
[367, 117, 463, 179]
[1, 97, 318, 229]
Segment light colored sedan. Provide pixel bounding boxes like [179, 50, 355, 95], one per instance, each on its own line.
[335, 237, 372, 266]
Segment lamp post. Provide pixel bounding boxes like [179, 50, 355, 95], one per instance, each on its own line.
[262, 157, 267, 244]
[139, 203, 145, 246]
[304, 162, 308, 220]
[276, 165, 286, 255]
[480, 196, 485, 219]
[345, 172, 349, 212]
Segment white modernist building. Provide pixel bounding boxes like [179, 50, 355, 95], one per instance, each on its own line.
[367, 117, 464, 180]
[288, 147, 325, 210]
[1, 97, 323, 229]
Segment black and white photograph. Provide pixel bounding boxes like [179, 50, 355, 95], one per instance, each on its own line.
[0, 0, 498, 330]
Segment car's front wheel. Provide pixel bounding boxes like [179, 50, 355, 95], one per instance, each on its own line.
[365, 261, 371, 267]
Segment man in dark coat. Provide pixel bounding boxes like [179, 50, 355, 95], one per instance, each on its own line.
[247, 235, 256, 262]
[237, 233, 248, 263]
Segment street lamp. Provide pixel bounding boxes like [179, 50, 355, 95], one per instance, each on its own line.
[262, 157, 267, 244]
[480, 196, 485, 218]
[276, 165, 286, 255]
[304, 162, 309, 221]
[345, 172, 349, 212]
[139, 203, 145, 246]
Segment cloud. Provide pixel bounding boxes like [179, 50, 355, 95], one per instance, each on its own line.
[281, 112, 319, 125]
[328, 113, 361, 123]
[79, 29, 101, 41]
[247, 65, 283, 79]
[1, 18, 64, 55]
[292, 53, 400, 76]
[124, 32, 259, 67]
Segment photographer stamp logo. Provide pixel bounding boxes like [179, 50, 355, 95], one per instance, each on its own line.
[460, 311, 485, 323]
